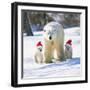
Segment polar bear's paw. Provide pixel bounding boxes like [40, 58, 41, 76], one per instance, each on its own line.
[45, 60, 53, 63]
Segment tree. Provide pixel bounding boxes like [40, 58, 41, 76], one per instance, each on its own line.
[22, 11, 33, 36]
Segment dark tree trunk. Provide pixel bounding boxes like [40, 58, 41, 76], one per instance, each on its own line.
[24, 11, 33, 36]
[43, 13, 47, 25]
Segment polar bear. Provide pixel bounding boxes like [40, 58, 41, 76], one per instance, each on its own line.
[34, 41, 43, 64]
[65, 40, 72, 59]
[43, 22, 64, 63]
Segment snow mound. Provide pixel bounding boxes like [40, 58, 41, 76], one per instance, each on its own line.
[24, 57, 80, 78]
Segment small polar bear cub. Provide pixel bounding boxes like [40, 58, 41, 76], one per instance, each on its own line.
[65, 39, 72, 59]
[34, 41, 43, 64]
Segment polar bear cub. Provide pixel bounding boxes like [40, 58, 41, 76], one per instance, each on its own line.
[43, 22, 64, 63]
[34, 41, 43, 64]
[65, 39, 72, 59]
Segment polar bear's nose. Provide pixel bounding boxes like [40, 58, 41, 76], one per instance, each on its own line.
[49, 36, 52, 40]
[39, 49, 42, 52]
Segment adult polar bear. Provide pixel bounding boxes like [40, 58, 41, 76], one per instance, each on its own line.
[43, 22, 64, 63]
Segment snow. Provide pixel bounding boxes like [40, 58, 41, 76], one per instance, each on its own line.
[23, 27, 81, 79]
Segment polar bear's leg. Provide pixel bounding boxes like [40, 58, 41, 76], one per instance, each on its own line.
[60, 47, 65, 61]
[54, 42, 65, 61]
[44, 51, 52, 63]
[34, 55, 38, 63]
[64, 50, 68, 59]
[43, 42, 53, 63]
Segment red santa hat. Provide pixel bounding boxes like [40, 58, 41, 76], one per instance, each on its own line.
[66, 39, 72, 45]
[36, 41, 43, 47]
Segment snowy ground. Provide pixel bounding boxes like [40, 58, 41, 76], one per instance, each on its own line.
[23, 27, 81, 79]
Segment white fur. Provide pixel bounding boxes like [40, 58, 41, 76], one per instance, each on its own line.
[34, 46, 43, 64]
[65, 44, 72, 59]
[43, 22, 64, 63]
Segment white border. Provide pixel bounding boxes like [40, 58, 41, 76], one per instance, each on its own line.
[18, 5, 86, 84]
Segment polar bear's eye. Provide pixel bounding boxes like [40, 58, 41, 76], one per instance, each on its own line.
[44, 30, 46, 32]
